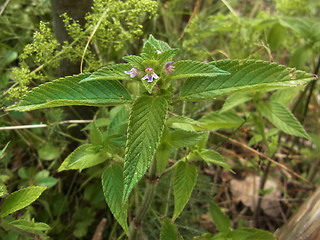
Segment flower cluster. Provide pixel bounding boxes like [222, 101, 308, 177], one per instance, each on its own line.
[125, 62, 175, 83]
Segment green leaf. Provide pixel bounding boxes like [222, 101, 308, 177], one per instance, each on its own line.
[38, 143, 60, 161]
[9, 220, 50, 233]
[197, 149, 233, 172]
[1, 186, 46, 217]
[58, 144, 107, 172]
[157, 49, 179, 67]
[270, 88, 301, 106]
[34, 170, 58, 188]
[256, 101, 309, 139]
[146, 34, 171, 52]
[0, 142, 10, 159]
[170, 60, 228, 80]
[172, 161, 197, 221]
[123, 96, 168, 203]
[122, 55, 144, 70]
[0, 182, 8, 198]
[160, 218, 179, 240]
[102, 164, 129, 235]
[199, 111, 244, 130]
[90, 123, 103, 146]
[8, 74, 131, 112]
[180, 60, 316, 101]
[156, 143, 171, 175]
[209, 201, 231, 234]
[107, 105, 129, 136]
[220, 92, 252, 112]
[279, 17, 320, 43]
[141, 41, 158, 60]
[80, 64, 133, 82]
[168, 129, 207, 148]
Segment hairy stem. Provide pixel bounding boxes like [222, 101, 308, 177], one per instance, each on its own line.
[129, 157, 158, 239]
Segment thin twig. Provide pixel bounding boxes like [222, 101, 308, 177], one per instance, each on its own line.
[0, 0, 10, 16]
[177, 0, 199, 41]
[80, 9, 109, 73]
[212, 131, 312, 185]
[0, 120, 93, 131]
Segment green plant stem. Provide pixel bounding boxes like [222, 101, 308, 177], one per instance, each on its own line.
[129, 157, 158, 239]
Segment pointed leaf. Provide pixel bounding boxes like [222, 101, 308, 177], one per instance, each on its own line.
[160, 218, 179, 240]
[172, 161, 197, 221]
[209, 201, 231, 234]
[199, 111, 244, 130]
[220, 92, 252, 112]
[10, 220, 51, 233]
[102, 164, 129, 235]
[122, 55, 144, 70]
[158, 49, 179, 67]
[257, 101, 309, 139]
[8, 74, 131, 112]
[180, 60, 316, 101]
[170, 60, 228, 80]
[123, 96, 168, 203]
[141, 41, 158, 60]
[168, 129, 207, 148]
[197, 149, 233, 172]
[1, 186, 46, 217]
[81, 64, 133, 82]
[58, 144, 107, 172]
[146, 34, 171, 52]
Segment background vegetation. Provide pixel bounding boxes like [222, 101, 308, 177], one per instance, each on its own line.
[1, 0, 320, 239]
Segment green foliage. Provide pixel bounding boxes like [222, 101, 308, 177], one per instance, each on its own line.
[172, 161, 197, 221]
[160, 218, 180, 240]
[1, 186, 46, 217]
[8, 74, 132, 111]
[123, 96, 168, 203]
[102, 164, 128, 235]
[209, 201, 231, 234]
[180, 59, 315, 101]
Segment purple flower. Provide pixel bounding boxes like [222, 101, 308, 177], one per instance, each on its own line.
[156, 50, 162, 54]
[124, 66, 142, 78]
[164, 62, 175, 74]
[142, 68, 159, 82]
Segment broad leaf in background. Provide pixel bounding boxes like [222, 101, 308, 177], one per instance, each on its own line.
[199, 111, 244, 130]
[227, 228, 276, 240]
[172, 161, 197, 221]
[256, 101, 309, 139]
[209, 201, 231, 234]
[170, 60, 228, 80]
[8, 74, 131, 111]
[168, 129, 207, 149]
[80, 64, 133, 82]
[270, 88, 301, 106]
[160, 218, 180, 240]
[102, 164, 129, 235]
[279, 17, 320, 43]
[180, 60, 316, 101]
[220, 92, 252, 112]
[1, 186, 46, 217]
[122, 96, 168, 203]
[58, 144, 108, 172]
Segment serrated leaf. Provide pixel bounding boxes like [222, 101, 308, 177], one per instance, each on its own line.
[102, 164, 129, 235]
[209, 201, 231, 234]
[122, 55, 144, 70]
[1, 186, 46, 217]
[80, 64, 133, 82]
[157, 49, 179, 67]
[141, 75, 161, 94]
[270, 88, 301, 107]
[170, 60, 228, 80]
[197, 149, 233, 172]
[122, 96, 168, 203]
[168, 129, 207, 148]
[257, 101, 309, 139]
[145, 34, 171, 52]
[199, 111, 244, 130]
[160, 218, 179, 240]
[172, 161, 197, 221]
[58, 144, 107, 172]
[141, 41, 158, 60]
[90, 123, 103, 146]
[180, 60, 316, 101]
[8, 74, 131, 112]
[107, 105, 129, 136]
